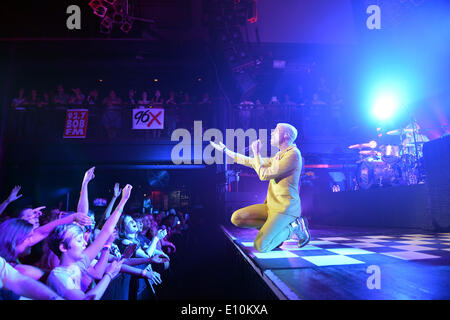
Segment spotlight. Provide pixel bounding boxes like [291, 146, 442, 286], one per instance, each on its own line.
[153, 78, 159, 82]
[372, 93, 400, 121]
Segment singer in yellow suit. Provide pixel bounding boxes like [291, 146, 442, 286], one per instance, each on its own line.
[210, 123, 310, 253]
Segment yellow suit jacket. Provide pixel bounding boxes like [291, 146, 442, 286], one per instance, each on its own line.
[233, 145, 302, 217]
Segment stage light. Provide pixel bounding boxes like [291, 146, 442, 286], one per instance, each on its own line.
[100, 16, 113, 34]
[89, 0, 102, 9]
[372, 92, 400, 121]
[101, 16, 113, 29]
[89, 0, 108, 18]
[90, 0, 135, 34]
[94, 7, 108, 18]
[153, 78, 159, 82]
[120, 18, 133, 33]
[113, 12, 124, 24]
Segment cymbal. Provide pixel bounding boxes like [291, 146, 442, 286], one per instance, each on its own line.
[359, 150, 380, 156]
[386, 128, 412, 135]
[405, 142, 425, 146]
[387, 128, 430, 135]
[348, 141, 377, 149]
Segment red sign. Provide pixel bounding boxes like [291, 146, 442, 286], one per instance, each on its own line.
[63, 109, 88, 138]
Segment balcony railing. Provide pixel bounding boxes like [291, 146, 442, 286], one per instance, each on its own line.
[5, 103, 218, 143]
[5, 101, 348, 144]
[229, 103, 346, 137]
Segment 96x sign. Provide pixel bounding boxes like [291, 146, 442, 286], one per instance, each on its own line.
[132, 108, 165, 130]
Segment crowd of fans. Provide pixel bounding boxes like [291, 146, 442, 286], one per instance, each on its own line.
[9, 74, 348, 140]
[11, 85, 213, 108]
[10, 84, 213, 139]
[0, 167, 190, 300]
[236, 76, 346, 133]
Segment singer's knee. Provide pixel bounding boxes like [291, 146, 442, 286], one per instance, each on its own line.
[231, 211, 244, 227]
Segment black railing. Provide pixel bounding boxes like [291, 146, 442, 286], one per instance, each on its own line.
[5, 103, 218, 143]
[229, 103, 347, 137]
[5, 102, 349, 144]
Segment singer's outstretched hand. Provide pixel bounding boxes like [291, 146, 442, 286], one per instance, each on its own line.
[210, 140, 226, 152]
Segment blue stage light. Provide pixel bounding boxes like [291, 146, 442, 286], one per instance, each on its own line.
[372, 92, 400, 121]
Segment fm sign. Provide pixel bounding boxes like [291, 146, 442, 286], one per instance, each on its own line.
[65, 4, 381, 31]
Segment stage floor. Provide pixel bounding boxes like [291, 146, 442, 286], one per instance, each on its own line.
[221, 225, 450, 299]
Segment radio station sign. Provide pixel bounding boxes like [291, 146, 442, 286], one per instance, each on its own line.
[132, 108, 164, 130]
[63, 109, 88, 138]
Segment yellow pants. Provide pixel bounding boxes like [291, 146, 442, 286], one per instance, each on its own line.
[231, 204, 297, 253]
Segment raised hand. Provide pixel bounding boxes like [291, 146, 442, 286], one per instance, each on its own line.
[166, 242, 176, 253]
[158, 251, 170, 262]
[113, 183, 121, 198]
[121, 184, 133, 201]
[209, 140, 226, 152]
[147, 271, 162, 285]
[32, 206, 46, 217]
[156, 229, 167, 240]
[74, 212, 92, 226]
[7, 186, 23, 203]
[105, 259, 123, 280]
[82, 167, 96, 185]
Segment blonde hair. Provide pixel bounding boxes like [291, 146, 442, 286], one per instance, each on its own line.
[278, 123, 298, 144]
[48, 224, 84, 257]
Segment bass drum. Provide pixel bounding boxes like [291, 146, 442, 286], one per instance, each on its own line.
[356, 159, 402, 189]
[380, 144, 400, 164]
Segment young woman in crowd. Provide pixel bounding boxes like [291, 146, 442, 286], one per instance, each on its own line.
[0, 213, 91, 299]
[119, 214, 169, 261]
[45, 183, 132, 299]
[0, 165, 190, 300]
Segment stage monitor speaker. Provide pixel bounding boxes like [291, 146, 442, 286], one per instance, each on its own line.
[423, 135, 450, 230]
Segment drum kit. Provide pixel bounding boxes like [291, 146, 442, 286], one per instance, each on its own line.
[349, 126, 428, 190]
